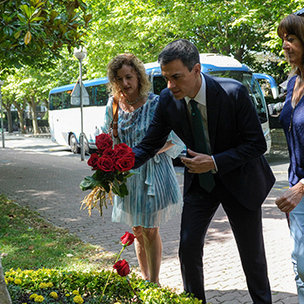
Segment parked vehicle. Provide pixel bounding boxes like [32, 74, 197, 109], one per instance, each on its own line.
[48, 53, 278, 153]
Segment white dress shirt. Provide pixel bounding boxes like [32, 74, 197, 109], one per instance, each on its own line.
[184, 74, 218, 172]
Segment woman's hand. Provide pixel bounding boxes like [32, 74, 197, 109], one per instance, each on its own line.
[275, 182, 304, 213]
[157, 140, 174, 154]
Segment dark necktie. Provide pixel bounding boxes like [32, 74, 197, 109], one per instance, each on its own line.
[190, 99, 215, 192]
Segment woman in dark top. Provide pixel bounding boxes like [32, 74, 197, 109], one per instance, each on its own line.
[276, 11, 304, 303]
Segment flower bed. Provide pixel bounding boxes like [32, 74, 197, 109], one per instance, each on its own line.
[5, 268, 203, 303]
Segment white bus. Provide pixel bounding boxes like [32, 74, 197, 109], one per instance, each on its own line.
[48, 53, 278, 154]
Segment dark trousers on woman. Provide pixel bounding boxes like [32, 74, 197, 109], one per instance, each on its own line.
[179, 176, 271, 304]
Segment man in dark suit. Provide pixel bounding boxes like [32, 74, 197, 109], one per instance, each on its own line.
[133, 39, 275, 303]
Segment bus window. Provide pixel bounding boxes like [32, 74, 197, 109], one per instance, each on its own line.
[49, 93, 62, 110]
[95, 84, 108, 106]
[152, 76, 167, 95]
[86, 86, 94, 106]
[49, 79, 109, 152]
[50, 91, 72, 110]
[208, 71, 268, 124]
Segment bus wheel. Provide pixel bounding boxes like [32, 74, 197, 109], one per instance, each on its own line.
[70, 134, 80, 154]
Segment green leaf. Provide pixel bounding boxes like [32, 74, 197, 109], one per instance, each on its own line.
[14, 31, 21, 39]
[31, 17, 46, 22]
[124, 170, 137, 179]
[49, 10, 59, 22]
[119, 183, 129, 197]
[99, 181, 110, 193]
[111, 181, 121, 197]
[115, 173, 124, 182]
[20, 5, 32, 19]
[79, 176, 99, 191]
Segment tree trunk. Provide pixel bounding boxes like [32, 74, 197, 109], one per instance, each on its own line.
[13, 99, 27, 134]
[4, 107, 13, 133]
[18, 108, 26, 134]
[30, 96, 39, 134]
[0, 257, 12, 304]
[234, 47, 245, 63]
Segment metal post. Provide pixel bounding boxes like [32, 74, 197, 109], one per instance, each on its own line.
[79, 58, 85, 161]
[74, 47, 87, 161]
[0, 80, 4, 148]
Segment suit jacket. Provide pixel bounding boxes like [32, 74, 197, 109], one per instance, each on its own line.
[133, 74, 275, 210]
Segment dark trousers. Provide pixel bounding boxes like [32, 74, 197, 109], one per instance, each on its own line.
[179, 176, 271, 304]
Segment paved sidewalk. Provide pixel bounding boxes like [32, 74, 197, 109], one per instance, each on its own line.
[0, 141, 298, 303]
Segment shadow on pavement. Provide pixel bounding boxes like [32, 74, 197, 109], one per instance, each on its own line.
[205, 289, 297, 303]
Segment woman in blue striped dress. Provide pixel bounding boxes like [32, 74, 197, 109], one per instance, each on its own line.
[101, 53, 183, 285]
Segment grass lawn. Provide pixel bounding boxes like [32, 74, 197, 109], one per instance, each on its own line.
[0, 194, 115, 273]
[0, 194, 206, 303]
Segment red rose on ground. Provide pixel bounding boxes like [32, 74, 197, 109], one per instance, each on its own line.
[114, 143, 133, 159]
[96, 156, 115, 172]
[87, 153, 99, 170]
[113, 259, 130, 277]
[121, 231, 135, 246]
[115, 153, 135, 172]
[95, 134, 113, 154]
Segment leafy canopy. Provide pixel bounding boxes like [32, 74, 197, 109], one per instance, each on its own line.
[0, 0, 92, 71]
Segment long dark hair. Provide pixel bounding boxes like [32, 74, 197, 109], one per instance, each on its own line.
[277, 14, 304, 75]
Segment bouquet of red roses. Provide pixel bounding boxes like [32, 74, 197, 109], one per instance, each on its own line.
[80, 133, 136, 216]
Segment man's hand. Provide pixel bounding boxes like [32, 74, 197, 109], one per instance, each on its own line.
[275, 182, 304, 213]
[181, 149, 215, 174]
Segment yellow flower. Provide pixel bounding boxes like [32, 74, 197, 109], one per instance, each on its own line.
[23, 270, 33, 275]
[65, 293, 70, 297]
[73, 295, 84, 304]
[6, 277, 14, 283]
[47, 282, 53, 288]
[72, 290, 79, 295]
[50, 292, 58, 299]
[34, 295, 44, 302]
[30, 294, 38, 299]
[39, 282, 48, 289]
[14, 279, 22, 285]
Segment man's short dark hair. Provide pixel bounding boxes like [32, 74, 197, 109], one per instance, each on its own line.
[158, 39, 200, 71]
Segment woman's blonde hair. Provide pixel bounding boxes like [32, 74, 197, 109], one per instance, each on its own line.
[107, 53, 151, 98]
[277, 14, 304, 76]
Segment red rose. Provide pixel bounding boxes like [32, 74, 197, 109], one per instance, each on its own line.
[113, 259, 130, 277]
[96, 156, 115, 172]
[87, 153, 99, 170]
[95, 134, 113, 154]
[115, 153, 135, 172]
[102, 147, 115, 158]
[114, 143, 133, 159]
[121, 231, 135, 246]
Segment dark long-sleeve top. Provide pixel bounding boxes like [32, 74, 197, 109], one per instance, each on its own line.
[279, 75, 304, 186]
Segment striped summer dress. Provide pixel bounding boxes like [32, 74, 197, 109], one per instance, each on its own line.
[101, 92, 183, 228]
